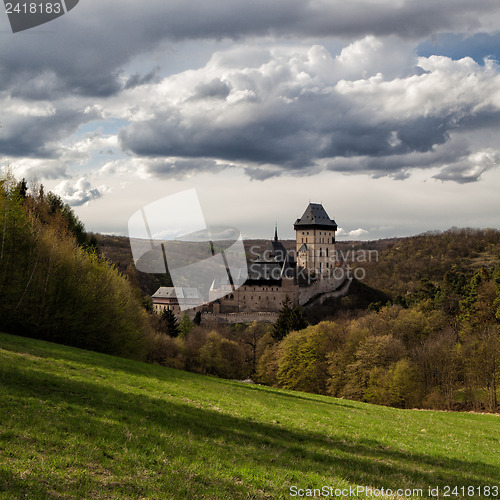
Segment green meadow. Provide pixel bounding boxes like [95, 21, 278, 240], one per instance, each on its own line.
[0, 332, 499, 499]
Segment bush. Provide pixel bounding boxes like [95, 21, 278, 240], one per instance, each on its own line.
[275, 325, 329, 394]
[198, 331, 247, 379]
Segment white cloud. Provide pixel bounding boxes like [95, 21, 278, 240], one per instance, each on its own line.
[55, 177, 109, 206]
[348, 228, 369, 239]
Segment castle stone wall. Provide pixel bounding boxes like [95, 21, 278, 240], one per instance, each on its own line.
[202, 311, 279, 324]
[298, 271, 348, 306]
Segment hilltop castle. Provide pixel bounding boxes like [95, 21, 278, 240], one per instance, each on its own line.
[152, 202, 350, 322]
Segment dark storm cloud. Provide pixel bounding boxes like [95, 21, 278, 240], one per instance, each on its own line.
[0, 107, 100, 158]
[1, 0, 500, 186]
[125, 68, 161, 90]
[0, 0, 498, 100]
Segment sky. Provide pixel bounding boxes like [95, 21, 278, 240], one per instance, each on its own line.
[1, 0, 499, 241]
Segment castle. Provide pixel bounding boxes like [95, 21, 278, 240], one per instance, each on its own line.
[152, 202, 350, 322]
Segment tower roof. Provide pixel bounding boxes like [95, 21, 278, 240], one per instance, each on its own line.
[294, 203, 337, 230]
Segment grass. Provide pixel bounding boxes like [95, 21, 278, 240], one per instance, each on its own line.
[0, 333, 499, 499]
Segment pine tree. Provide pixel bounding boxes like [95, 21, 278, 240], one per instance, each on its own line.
[193, 310, 202, 325]
[289, 305, 307, 332]
[161, 308, 180, 337]
[272, 297, 307, 341]
[272, 297, 292, 341]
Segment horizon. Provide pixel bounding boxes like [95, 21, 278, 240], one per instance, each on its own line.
[101, 225, 499, 243]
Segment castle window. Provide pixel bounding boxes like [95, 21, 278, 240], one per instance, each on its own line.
[326, 248, 329, 257]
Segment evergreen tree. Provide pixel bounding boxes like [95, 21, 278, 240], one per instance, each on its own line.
[272, 297, 307, 341]
[289, 305, 307, 332]
[161, 308, 180, 337]
[193, 310, 202, 325]
[273, 297, 292, 341]
[16, 178, 28, 199]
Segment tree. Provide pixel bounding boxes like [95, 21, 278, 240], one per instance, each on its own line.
[272, 297, 307, 341]
[241, 321, 268, 375]
[198, 330, 246, 379]
[289, 305, 307, 332]
[16, 178, 28, 199]
[276, 324, 330, 394]
[161, 308, 179, 337]
[178, 313, 194, 337]
[0, 171, 151, 359]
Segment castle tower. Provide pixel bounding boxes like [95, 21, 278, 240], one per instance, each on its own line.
[294, 203, 337, 276]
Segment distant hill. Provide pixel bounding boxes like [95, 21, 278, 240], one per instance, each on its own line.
[96, 228, 499, 305]
[346, 228, 500, 297]
[1, 332, 498, 499]
[93, 233, 173, 296]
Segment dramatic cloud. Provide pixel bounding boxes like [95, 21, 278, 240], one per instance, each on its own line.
[433, 149, 500, 183]
[119, 42, 500, 182]
[0, 100, 101, 158]
[1, 0, 499, 237]
[1, 0, 499, 100]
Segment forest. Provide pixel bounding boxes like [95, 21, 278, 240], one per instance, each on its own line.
[1, 172, 499, 411]
[0, 172, 152, 358]
[146, 229, 500, 412]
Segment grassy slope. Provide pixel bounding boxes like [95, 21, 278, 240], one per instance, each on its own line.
[0, 333, 499, 499]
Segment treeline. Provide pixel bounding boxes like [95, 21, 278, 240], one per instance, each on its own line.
[0, 173, 151, 359]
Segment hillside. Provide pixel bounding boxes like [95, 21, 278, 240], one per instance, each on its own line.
[348, 228, 500, 297]
[96, 229, 500, 307]
[1, 332, 499, 499]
